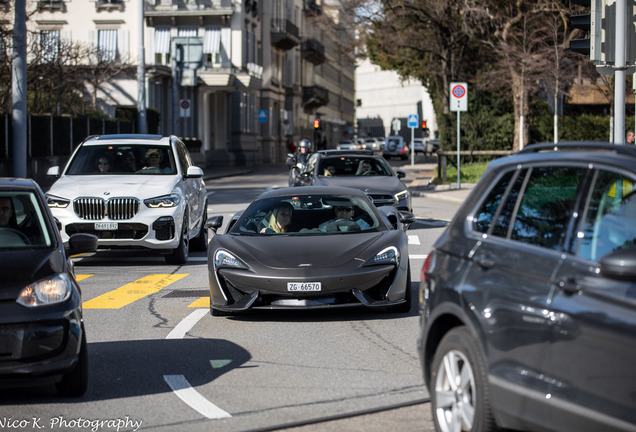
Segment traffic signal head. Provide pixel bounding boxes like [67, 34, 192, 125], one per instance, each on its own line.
[421, 120, 427, 130]
[313, 119, 320, 129]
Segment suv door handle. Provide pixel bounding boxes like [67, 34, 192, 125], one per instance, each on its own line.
[473, 254, 495, 269]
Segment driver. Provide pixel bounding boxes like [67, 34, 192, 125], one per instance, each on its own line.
[0, 197, 17, 228]
[319, 203, 370, 232]
[356, 160, 375, 175]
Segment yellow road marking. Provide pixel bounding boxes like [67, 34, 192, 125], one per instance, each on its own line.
[76, 274, 93, 282]
[188, 297, 210, 308]
[83, 274, 188, 309]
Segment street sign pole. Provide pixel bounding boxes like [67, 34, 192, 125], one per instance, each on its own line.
[407, 114, 418, 166]
[457, 111, 461, 189]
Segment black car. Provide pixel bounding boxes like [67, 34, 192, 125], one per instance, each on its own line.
[206, 186, 415, 316]
[0, 178, 97, 396]
[298, 150, 412, 211]
[418, 142, 636, 432]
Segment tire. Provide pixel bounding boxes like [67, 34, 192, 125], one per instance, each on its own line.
[56, 331, 88, 397]
[430, 327, 496, 432]
[165, 212, 189, 265]
[190, 204, 208, 252]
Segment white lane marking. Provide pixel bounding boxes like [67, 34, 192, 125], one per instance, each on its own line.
[408, 235, 420, 245]
[165, 310, 232, 419]
[163, 375, 231, 419]
[166, 309, 208, 339]
[410, 254, 428, 260]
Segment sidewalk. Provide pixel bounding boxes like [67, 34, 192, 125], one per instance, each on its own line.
[202, 162, 474, 204]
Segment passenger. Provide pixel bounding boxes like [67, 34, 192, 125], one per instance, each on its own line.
[96, 154, 113, 173]
[0, 197, 17, 228]
[319, 204, 370, 232]
[355, 160, 374, 175]
[260, 202, 294, 233]
[121, 150, 137, 172]
[323, 165, 336, 176]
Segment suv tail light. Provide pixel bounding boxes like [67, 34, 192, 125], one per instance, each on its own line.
[421, 252, 433, 283]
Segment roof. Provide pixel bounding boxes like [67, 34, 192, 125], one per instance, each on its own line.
[255, 186, 370, 200]
[317, 149, 375, 157]
[0, 178, 40, 191]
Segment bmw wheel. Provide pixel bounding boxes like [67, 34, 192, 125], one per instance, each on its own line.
[430, 326, 495, 432]
[165, 212, 189, 265]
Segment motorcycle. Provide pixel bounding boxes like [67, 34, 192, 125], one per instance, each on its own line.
[286, 153, 310, 187]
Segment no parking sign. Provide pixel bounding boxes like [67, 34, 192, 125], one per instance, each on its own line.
[450, 83, 467, 112]
[180, 99, 191, 118]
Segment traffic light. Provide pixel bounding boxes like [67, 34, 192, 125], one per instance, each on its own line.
[313, 119, 320, 129]
[421, 120, 427, 130]
[569, 0, 602, 61]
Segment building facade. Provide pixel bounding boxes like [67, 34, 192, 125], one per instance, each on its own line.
[12, 0, 355, 166]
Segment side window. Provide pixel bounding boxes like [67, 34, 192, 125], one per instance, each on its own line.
[175, 142, 190, 174]
[508, 166, 583, 249]
[306, 153, 318, 173]
[578, 171, 636, 261]
[473, 170, 515, 234]
[491, 169, 528, 238]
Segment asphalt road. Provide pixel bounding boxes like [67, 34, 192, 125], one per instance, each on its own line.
[0, 165, 459, 432]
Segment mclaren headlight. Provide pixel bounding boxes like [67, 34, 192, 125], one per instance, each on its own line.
[144, 193, 181, 208]
[17, 273, 72, 307]
[214, 249, 249, 270]
[366, 246, 400, 266]
[46, 194, 70, 208]
[394, 190, 409, 202]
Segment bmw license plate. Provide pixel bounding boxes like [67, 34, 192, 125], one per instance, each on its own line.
[94, 222, 118, 230]
[287, 282, 321, 292]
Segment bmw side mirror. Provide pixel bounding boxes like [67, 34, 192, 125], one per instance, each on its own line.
[185, 166, 204, 179]
[47, 166, 61, 178]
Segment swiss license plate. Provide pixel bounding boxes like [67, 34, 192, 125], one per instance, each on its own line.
[94, 222, 118, 230]
[287, 282, 321, 292]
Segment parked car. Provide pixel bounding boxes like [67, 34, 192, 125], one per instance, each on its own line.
[205, 186, 415, 316]
[418, 142, 636, 432]
[412, 138, 438, 155]
[0, 178, 97, 396]
[336, 139, 363, 150]
[382, 136, 410, 159]
[45, 134, 208, 264]
[298, 150, 412, 211]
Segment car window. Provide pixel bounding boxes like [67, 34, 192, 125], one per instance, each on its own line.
[175, 141, 191, 174]
[318, 157, 392, 177]
[577, 171, 636, 261]
[0, 192, 53, 249]
[476, 166, 583, 250]
[229, 194, 382, 235]
[66, 144, 177, 175]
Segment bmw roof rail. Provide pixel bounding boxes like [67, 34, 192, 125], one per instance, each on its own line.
[517, 141, 636, 157]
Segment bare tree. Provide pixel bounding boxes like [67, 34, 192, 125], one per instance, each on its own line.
[82, 45, 135, 112]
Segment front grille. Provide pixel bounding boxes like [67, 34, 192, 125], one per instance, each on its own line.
[367, 194, 396, 207]
[73, 197, 140, 220]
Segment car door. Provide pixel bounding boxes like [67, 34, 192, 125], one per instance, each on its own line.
[547, 168, 636, 431]
[463, 165, 586, 428]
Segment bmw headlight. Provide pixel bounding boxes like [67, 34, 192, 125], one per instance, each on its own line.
[144, 193, 181, 208]
[394, 190, 409, 202]
[215, 249, 249, 270]
[366, 246, 400, 266]
[17, 274, 72, 307]
[46, 194, 70, 208]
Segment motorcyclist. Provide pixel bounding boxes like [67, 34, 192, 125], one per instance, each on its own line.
[286, 138, 313, 186]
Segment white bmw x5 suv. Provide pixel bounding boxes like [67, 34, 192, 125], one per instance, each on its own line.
[46, 134, 208, 264]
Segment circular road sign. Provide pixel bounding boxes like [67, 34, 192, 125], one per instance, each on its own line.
[452, 84, 466, 99]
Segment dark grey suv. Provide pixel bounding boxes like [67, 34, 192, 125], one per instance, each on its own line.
[418, 142, 636, 432]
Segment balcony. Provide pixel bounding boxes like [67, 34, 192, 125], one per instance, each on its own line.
[145, 0, 234, 26]
[96, 0, 125, 11]
[301, 39, 325, 65]
[302, 85, 329, 111]
[271, 19, 300, 51]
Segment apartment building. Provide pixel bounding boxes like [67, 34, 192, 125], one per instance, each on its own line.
[11, 0, 355, 165]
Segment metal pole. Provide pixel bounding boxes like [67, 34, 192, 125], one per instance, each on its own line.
[614, 0, 626, 144]
[410, 126, 414, 166]
[12, 0, 27, 178]
[172, 41, 178, 134]
[138, 0, 147, 134]
[457, 111, 461, 190]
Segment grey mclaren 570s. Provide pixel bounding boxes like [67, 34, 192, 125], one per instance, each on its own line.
[205, 186, 415, 316]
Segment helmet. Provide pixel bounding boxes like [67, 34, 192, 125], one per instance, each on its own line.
[298, 139, 312, 149]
